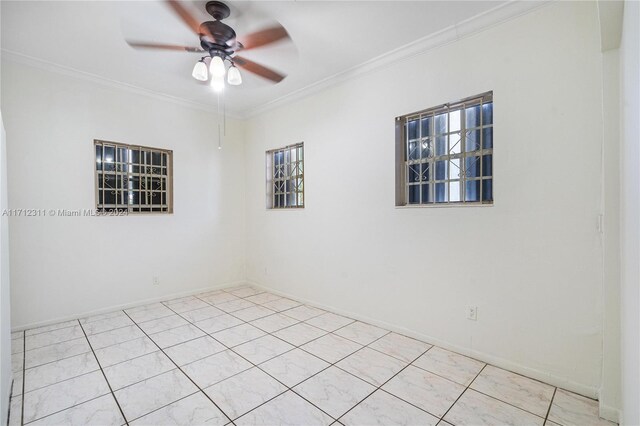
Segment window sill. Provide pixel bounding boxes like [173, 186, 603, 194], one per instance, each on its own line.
[395, 203, 493, 209]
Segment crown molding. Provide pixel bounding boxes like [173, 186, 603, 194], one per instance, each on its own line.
[0, 48, 243, 120]
[1, 1, 548, 121]
[240, 0, 549, 119]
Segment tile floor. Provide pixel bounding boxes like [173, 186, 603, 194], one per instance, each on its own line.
[9, 285, 616, 426]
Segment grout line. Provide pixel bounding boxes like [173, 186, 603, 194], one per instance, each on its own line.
[121, 310, 235, 425]
[438, 364, 488, 423]
[77, 319, 129, 425]
[544, 387, 558, 423]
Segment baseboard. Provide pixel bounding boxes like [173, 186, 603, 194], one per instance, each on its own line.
[11, 280, 245, 332]
[246, 280, 600, 401]
[599, 402, 621, 423]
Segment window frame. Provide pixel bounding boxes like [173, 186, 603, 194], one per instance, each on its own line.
[94, 139, 174, 215]
[395, 91, 493, 207]
[266, 142, 305, 209]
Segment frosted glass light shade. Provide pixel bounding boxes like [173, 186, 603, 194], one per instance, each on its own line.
[227, 65, 242, 85]
[192, 60, 208, 81]
[209, 55, 226, 77]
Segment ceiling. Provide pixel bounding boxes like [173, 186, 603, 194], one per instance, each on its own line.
[1, 1, 513, 116]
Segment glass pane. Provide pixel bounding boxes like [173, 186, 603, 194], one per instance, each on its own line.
[482, 102, 493, 125]
[450, 109, 461, 132]
[465, 180, 481, 202]
[104, 190, 115, 205]
[421, 163, 430, 182]
[449, 158, 461, 179]
[465, 156, 481, 178]
[435, 161, 447, 180]
[131, 149, 140, 164]
[408, 140, 419, 161]
[421, 138, 432, 159]
[449, 132, 461, 155]
[482, 155, 493, 177]
[408, 185, 420, 204]
[95, 145, 103, 170]
[408, 119, 419, 141]
[408, 165, 420, 183]
[420, 116, 432, 138]
[482, 179, 493, 201]
[466, 105, 481, 128]
[449, 180, 461, 202]
[435, 183, 447, 203]
[482, 127, 493, 149]
[435, 113, 447, 135]
[465, 129, 481, 152]
[421, 184, 431, 203]
[435, 136, 447, 156]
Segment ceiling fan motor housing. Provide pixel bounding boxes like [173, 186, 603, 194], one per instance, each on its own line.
[199, 21, 236, 53]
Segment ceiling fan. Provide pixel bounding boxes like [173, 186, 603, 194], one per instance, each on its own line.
[127, 0, 291, 92]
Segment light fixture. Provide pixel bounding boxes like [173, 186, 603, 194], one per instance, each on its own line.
[210, 74, 225, 92]
[209, 55, 226, 77]
[227, 65, 242, 85]
[192, 59, 208, 81]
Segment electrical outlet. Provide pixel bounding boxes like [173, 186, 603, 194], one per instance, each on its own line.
[467, 306, 478, 321]
[152, 276, 160, 286]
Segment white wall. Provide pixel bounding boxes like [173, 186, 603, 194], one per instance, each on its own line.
[1, 60, 246, 329]
[0, 112, 11, 426]
[244, 1, 606, 396]
[619, 1, 640, 424]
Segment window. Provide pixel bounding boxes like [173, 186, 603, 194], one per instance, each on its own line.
[395, 91, 493, 206]
[94, 140, 173, 213]
[266, 142, 304, 209]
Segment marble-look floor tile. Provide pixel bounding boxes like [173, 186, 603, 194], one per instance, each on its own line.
[413, 347, 485, 386]
[180, 306, 224, 323]
[382, 365, 465, 418]
[548, 389, 616, 426]
[163, 295, 196, 306]
[25, 337, 91, 368]
[114, 369, 197, 421]
[164, 336, 226, 366]
[12, 372, 23, 396]
[26, 320, 80, 336]
[306, 313, 355, 332]
[204, 367, 287, 420]
[29, 394, 125, 426]
[23, 371, 110, 423]
[202, 292, 240, 305]
[232, 305, 276, 322]
[235, 391, 333, 426]
[195, 314, 244, 334]
[262, 298, 302, 312]
[80, 311, 127, 324]
[104, 351, 175, 390]
[137, 315, 189, 335]
[182, 350, 252, 388]
[215, 298, 256, 313]
[88, 325, 145, 350]
[149, 324, 205, 349]
[25, 325, 85, 350]
[260, 348, 329, 388]
[369, 333, 432, 363]
[233, 335, 294, 364]
[340, 389, 439, 426]
[273, 323, 327, 346]
[212, 323, 266, 347]
[11, 353, 23, 373]
[8, 395, 21, 426]
[444, 389, 544, 426]
[130, 392, 229, 426]
[334, 322, 388, 346]
[301, 334, 362, 364]
[126, 305, 175, 323]
[11, 331, 22, 340]
[230, 287, 263, 298]
[282, 305, 326, 321]
[11, 338, 23, 354]
[294, 366, 375, 419]
[81, 315, 134, 336]
[336, 347, 407, 386]
[94, 336, 158, 368]
[470, 365, 554, 417]
[245, 292, 282, 305]
[251, 313, 300, 333]
[24, 352, 99, 392]
[165, 298, 210, 314]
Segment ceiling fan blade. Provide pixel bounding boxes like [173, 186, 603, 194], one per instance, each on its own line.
[166, 0, 213, 39]
[234, 56, 285, 83]
[127, 41, 204, 52]
[240, 24, 290, 51]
